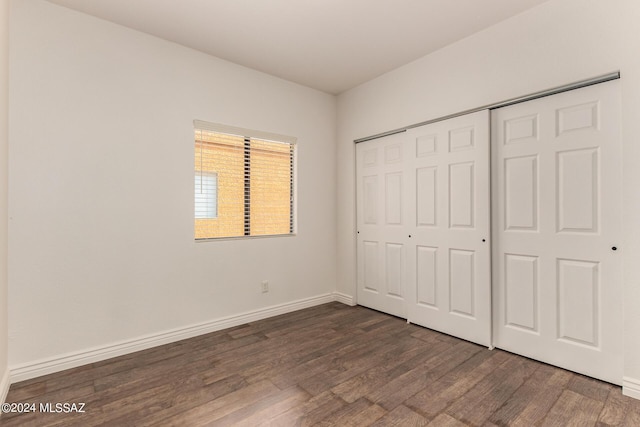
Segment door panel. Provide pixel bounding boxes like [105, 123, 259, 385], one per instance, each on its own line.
[406, 110, 491, 347]
[556, 148, 598, 233]
[385, 172, 403, 225]
[492, 80, 622, 384]
[449, 162, 475, 228]
[449, 249, 475, 317]
[362, 241, 379, 292]
[356, 133, 408, 318]
[416, 167, 437, 226]
[416, 246, 437, 307]
[504, 253, 538, 332]
[556, 258, 599, 346]
[504, 155, 538, 231]
[386, 243, 404, 298]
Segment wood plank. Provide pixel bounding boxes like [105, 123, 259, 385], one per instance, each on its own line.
[427, 413, 468, 427]
[370, 404, 429, 426]
[444, 352, 539, 425]
[297, 330, 423, 396]
[506, 368, 573, 426]
[566, 373, 614, 402]
[623, 408, 640, 426]
[160, 380, 280, 426]
[315, 398, 386, 427]
[541, 389, 603, 426]
[205, 385, 310, 426]
[269, 390, 346, 427]
[599, 388, 633, 426]
[485, 362, 555, 425]
[405, 347, 508, 417]
[330, 336, 447, 403]
[367, 341, 483, 411]
[129, 374, 249, 427]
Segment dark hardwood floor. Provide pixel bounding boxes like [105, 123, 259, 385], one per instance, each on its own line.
[1, 302, 639, 426]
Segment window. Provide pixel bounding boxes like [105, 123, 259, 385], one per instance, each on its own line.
[194, 121, 296, 240]
[194, 173, 217, 219]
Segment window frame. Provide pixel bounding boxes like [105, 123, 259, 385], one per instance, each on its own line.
[193, 120, 297, 241]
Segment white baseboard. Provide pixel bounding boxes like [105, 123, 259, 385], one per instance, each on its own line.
[333, 291, 355, 306]
[623, 377, 640, 400]
[10, 293, 335, 383]
[0, 368, 9, 405]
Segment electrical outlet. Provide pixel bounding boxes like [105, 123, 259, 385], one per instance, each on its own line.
[261, 281, 269, 293]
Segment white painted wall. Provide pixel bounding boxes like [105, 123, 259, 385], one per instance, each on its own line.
[8, 0, 336, 370]
[337, 0, 640, 391]
[0, 0, 9, 404]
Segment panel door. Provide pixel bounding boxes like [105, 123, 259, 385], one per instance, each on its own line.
[406, 110, 491, 347]
[356, 132, 409, 318]
[492, 80, 622, 384]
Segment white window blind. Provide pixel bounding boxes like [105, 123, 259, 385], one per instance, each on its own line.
[194, 121, 296, 240]
[194, 173, 217, 219]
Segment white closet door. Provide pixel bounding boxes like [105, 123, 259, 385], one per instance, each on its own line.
[406, 110, 491, 347]
[356, 132, 409, 318]
[492, 80, 622, 384]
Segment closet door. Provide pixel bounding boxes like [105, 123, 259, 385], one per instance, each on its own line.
[356, 132, 409, 318]
[492, 80, 622, 384]
[406, 110, 492, 347]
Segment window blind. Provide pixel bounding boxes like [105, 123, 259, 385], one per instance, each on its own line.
[194, 122, 296, 240]
[194, 172, 218, 219]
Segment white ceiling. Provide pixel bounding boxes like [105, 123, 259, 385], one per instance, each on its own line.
[46, 0, 550, 94]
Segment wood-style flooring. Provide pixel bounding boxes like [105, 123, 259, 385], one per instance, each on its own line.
[2, 302, 639, 426]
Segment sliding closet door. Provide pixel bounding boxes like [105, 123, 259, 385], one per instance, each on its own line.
[406, 110, 491, 347]
[492, 80, 622, 384]
[356, 132, 409, 318]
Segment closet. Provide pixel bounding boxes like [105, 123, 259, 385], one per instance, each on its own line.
[355, 79, 622, 384]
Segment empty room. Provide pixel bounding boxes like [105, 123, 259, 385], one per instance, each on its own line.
[2, 0, 640, 425]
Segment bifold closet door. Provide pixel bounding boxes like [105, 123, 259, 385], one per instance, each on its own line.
[406, 110, 492, 347]
[492, 80, 623, 384]
[356, 132, 409, 318]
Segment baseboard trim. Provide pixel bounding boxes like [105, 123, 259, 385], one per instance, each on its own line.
[623, 377, 640, 400]
[333, 291, 355, 306]
[10, 293, 335, 383]
[0, 368, 9, 406]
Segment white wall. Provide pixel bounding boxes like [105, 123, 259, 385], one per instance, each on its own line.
[337, 0, 640, 392]
[8, 0, 337, 372]
[0, 0, 9, 404]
